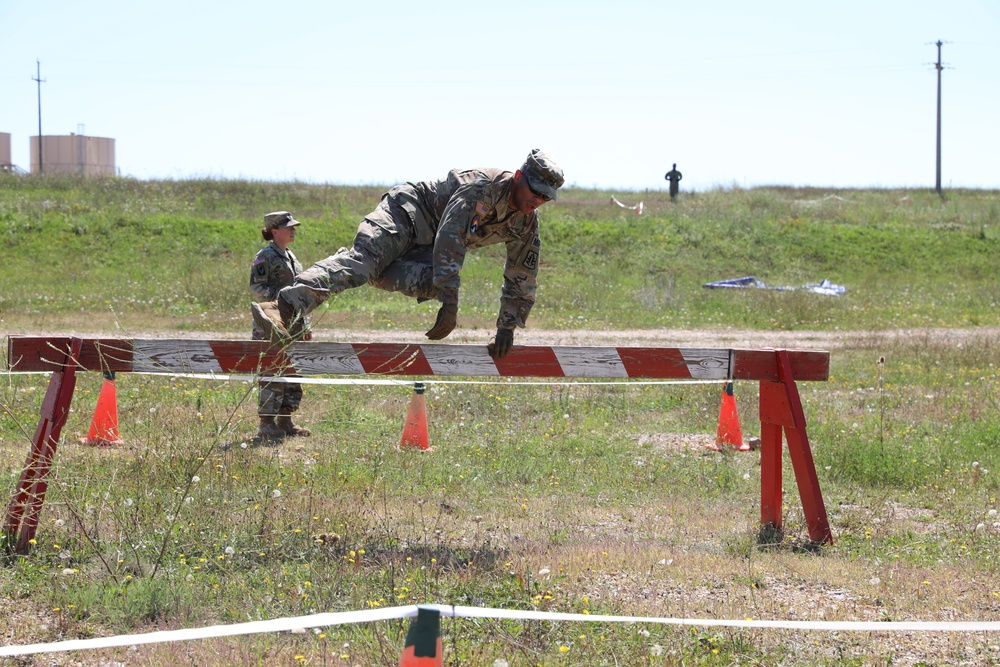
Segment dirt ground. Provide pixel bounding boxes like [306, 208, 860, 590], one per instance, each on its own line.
[22, 325, 1000, 349]
[414, 325, 1000, 350]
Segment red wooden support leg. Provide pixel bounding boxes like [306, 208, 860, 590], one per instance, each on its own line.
[759, 383, 788, 541]
[4, 337, 82, 554]
[784, 426, 833, 544]
[774, 350, 833, 545]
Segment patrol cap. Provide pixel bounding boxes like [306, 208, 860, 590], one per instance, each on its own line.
[521, 148, 565, 201]
[264, 211, 301, 230]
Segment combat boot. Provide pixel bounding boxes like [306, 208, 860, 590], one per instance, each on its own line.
[252, 301, 289, 341]
[258, 416, 286, 442]
[276, 408, 311, 437]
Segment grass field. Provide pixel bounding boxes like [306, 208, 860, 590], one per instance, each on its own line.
[1, 175, 999, 666]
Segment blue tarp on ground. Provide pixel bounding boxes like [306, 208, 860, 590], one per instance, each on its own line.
[703, 276, 846, 296]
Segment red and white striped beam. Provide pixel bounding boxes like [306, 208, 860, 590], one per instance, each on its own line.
[6, 337, 830, 382]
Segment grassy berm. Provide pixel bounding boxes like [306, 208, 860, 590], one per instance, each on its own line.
[1, 175, 999, 666]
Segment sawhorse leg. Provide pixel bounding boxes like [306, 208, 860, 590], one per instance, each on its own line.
[4, 337, 81, 554]
[758, 349, 833, 545]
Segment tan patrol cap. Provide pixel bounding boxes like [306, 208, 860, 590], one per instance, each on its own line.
[264, 211, 301, 230]
[522, 149, 565, 201]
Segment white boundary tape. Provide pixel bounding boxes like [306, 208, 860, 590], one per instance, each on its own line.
[610, 195, 644, 215]
[2, 604, 999, 657]
[143, 373, 724, 387]
[3, 371, 727, 387]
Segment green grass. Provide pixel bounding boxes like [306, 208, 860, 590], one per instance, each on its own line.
[1, 175, 999, 665]
[2, 175, 998, 333]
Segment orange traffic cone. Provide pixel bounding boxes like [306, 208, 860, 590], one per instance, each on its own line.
[79, 372, 125, 446]
[398, 607, 443, 667]
[399, 382, 432, 451]
[713, 381, 749, 452]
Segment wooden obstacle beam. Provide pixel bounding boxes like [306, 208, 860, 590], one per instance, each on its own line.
[4, 336, 833, 552]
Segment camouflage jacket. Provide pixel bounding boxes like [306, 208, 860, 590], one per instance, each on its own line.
[388, 168, 540, 330]
[250, 242, 305, 336]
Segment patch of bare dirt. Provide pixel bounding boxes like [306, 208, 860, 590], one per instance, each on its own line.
[11, 326, 1000, 350]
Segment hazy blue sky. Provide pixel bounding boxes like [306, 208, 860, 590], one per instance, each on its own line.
[2, 1, 997, 191]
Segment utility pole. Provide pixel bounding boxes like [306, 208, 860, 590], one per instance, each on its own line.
[934, 41, 943, 196]
[32, 59, 45, 174]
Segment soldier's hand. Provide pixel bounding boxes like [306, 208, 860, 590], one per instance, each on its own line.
[488, 328, 514, 359]
[425, 304, 458, 340]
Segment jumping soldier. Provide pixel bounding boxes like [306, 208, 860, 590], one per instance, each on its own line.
[252, 149, 564, 359]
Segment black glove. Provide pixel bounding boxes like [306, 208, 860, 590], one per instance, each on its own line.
[425, 304, 458, 340]
[489, 328, 514, 359]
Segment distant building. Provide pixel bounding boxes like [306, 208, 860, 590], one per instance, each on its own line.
[30, 133, 115, 176]
[0, 132, 12, 170]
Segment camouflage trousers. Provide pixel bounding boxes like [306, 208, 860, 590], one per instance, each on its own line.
[252, 332, 303, 415]
[282, 196, 437, 314]
[257, 379, 303, 417]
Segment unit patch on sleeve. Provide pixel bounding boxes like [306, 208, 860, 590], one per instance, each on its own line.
[522, 250, 538, 270]
[253, 256, 268, 281]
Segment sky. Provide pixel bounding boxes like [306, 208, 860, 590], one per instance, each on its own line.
[1, 1, 998, 192]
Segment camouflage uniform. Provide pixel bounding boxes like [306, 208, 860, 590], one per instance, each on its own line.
[251, 240, 305, 416]
[293, 167, 543, 330]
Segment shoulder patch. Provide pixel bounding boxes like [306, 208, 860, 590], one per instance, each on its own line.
[469, 215, 480, 235]
[523, 250, 538, 270]
[253, 255, 268, 279]
[475, 201, 489, 217]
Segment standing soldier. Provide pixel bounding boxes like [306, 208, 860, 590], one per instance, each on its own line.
[251, 211, 311, 442]
[665, 163, 683, 202]
[252, 149, 564, 359]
